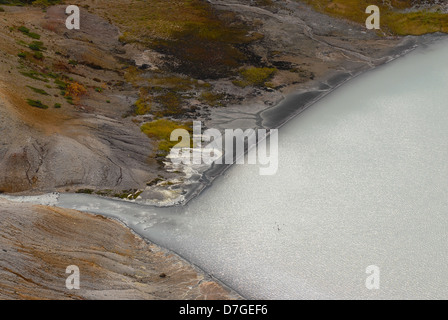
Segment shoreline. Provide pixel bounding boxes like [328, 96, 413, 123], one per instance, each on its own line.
[0, 197, 242, 300]
[84, 200, 247, 300]
[85, 206, 246, 300]
[173, 32, 446, 207]
[3, 33, 448, 299]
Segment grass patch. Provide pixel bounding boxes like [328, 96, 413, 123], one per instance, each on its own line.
[27, 86, 49, 95]
[26, 99, 48, 109]
[54, 78, 68, 90]
[3, 0, 63, 7]
[386, 11, 448, 35]
[18, 26, 30, 34]
[134, 89, 152, 115]
[233, 67, 277, 87]
[20, 70, 49, 82]
[75, 188, 94, 194]
[27, 32, 41, 39]
[33, 51, 44, 60]
[99, 0, 262, 79]
[154, 91, 183, 117]
[18, 25, 41, 39]
[65, 96, 74, 104]
[199, 91, 225, 107]
[141, 119, 192, 155]
[28, 41, 45, 51]
[301, 0, 448, 35]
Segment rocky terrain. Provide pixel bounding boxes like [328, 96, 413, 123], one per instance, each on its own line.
[0, 1, 445, 202]
[0, 198, 239, 300]
[0, 5, 160, 196]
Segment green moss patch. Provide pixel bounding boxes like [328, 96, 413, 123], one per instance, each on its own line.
[27, 86, 49, 95]
[26, 99, 49, 109]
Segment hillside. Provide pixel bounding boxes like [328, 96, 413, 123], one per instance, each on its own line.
[0, 0, 445, 203]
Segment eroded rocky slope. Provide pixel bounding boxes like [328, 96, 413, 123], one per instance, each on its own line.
[0, 198, 239, 300]
[0, 1, 445, 201]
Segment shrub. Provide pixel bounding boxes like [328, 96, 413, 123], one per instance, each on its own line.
[18, 26, 30, 34]
[65, 82, 87, 102]
[28, 41, 45, 51]
[33, 51, 44, 60]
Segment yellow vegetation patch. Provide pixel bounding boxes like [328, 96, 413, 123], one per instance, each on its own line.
[233, 67, 277, 88]
[386, 11, 448, 35]
[199, 91, 225, 107]
[301, 0, 448, 35]
[141, 119, 192, 155]
[65, 82, 87, 104]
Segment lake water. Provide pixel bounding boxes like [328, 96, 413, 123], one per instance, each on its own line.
[7, 38, 448, 299]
